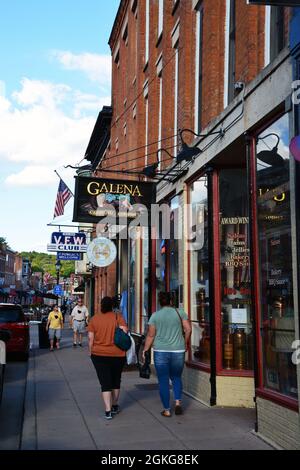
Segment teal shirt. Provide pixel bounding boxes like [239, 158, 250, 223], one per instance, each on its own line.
[148, 307, 188, 351]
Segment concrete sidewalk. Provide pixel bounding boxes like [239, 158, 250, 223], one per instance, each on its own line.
[20, 324, 273, 451]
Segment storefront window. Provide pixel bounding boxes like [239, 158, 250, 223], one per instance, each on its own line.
[219, 169, 253, 371]
[256, 114, 298, 399]
[190, 177, 211, 365]
[170, 196, 180, 307]
[128, 238, 136, 331]
[142, 235, 149, 333]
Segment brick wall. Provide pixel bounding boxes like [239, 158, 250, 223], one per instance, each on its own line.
[182, 366, 211, 406]
[257, 398, 300, 450]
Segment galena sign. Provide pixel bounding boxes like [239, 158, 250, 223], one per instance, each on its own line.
[47, 232, 87, 253]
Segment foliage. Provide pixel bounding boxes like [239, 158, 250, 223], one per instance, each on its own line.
[20, 251, 75, 278]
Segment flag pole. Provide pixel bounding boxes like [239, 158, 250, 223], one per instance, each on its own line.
[54, 170, 74, 197]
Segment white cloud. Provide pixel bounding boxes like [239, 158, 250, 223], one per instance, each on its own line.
[52, 50, 111, 90]
[5, 166, 57, 187]
[0, 78, 110, 187]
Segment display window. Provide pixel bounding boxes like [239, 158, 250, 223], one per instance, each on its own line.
[189, 176, 211, 366]
[128, 238, 136, 331]
[219, 169, 254, 372]
[170, 196, 180, 307]
[256, 113, 298, 400]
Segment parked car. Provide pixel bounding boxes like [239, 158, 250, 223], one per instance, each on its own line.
[0, 329, 11, 405]
[0, 304, 29, 361]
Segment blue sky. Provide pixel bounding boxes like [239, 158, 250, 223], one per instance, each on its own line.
[0, 0, 120, 252]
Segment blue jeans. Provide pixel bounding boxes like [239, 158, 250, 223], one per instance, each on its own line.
[154, 351, 185, 410]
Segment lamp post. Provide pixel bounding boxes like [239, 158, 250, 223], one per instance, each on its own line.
[55, 260, 61, 286]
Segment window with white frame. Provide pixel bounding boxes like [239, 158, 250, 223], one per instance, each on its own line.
[145, 0, 150, 65]
[265, 5, 286, 67]
[174, 43, 179, 156]
[194, 5, 203, 134]
[158, 0, 164, 38]
[224, 0, 236, 108]
[144, 81, 149, 166]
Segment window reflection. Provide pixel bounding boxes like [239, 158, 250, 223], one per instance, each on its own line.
[256, 114, 297, 399]
[190, 177, 210, 365]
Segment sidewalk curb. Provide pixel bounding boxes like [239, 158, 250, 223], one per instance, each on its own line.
[20, 350, 37, 450]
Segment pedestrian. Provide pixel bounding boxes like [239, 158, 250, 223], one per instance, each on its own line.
[70, 297, 89, 347]
[142, 292, 192, 417]
[46, 305, 64, 351]
[87, 296, 128, 420]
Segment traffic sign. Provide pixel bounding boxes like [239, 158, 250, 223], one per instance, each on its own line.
[53, 285, 63, 296]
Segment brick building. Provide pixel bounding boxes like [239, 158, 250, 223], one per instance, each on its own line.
[77, 1, 300, 449]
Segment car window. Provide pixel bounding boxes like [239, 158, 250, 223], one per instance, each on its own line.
[0, 307, 23, 323]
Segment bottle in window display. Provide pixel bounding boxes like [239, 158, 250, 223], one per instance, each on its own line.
[223, 329, 234, 369]
[233, 328, 246, 370]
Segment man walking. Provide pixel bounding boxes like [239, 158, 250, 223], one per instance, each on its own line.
[46, 305, 64, 351]
[70, 298, 89, 347]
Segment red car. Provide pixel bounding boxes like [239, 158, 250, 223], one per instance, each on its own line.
[0, 304, 29, 361]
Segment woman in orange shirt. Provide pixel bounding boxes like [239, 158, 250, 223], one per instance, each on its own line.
[88, 296, 128, 420]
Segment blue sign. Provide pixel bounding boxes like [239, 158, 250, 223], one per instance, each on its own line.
[57, 252, 81, 261]
[51, 232, 86, 245]
[53, 285, 63, 296]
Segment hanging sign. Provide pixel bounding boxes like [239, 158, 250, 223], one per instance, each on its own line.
[57, 252, 81, 261]
[47, 232, 87, 253]
[73, 176, 155, 225]
[86, 237, 117, 267]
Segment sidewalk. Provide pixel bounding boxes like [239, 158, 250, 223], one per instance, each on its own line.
[21, 324, 273, 451]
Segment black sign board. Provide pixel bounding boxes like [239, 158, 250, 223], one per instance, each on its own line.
[248, 0, 300, 5]
[73, 176, 155, 225]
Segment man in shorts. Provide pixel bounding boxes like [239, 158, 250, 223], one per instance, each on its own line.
[70, 298, 89, 347]
[46, 305, 63, 351]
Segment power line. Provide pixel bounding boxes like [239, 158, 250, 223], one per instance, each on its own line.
[100, 143, 178, 171]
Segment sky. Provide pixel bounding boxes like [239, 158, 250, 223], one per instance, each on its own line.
[0, 0, 120, 253]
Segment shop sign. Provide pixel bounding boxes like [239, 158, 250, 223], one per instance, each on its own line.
[73, 176, 155, 226]
[47, 232, 87, 253]
[57, 252, 81, 261]
[86, 237, 117, 267]
[248, 0, 300, 5]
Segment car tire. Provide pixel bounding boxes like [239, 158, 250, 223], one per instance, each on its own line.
[0, 364, 5, 405]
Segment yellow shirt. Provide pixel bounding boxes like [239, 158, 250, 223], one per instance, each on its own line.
[48, 311, 63, 329]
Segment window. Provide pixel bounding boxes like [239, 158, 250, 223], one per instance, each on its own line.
[158, 76, 163, 169]
[169, 196, 180, 307]
[265, 6, 286, 67]
[145, 0, 150, 65]
[270, 6, 285, 62]
[195, 5, 203, 133]
[190, 177, 210, 365]
[256, 114, 297, 399]
[158, 0, 164, 38]
[219, 169, 253, 371]
[174, 44, 179, 155]
[224, 0, 236, 107]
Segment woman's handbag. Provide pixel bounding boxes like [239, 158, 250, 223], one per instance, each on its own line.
[114, 314, 131, 351]
[139, 350, 151, 379]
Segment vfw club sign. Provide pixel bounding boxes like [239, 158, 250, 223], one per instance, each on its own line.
[47, 232, 87, 253]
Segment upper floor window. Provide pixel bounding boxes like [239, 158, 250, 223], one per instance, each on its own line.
[195, 5, 203, 134]
[265, 6, 287, 67]
[158, 0, 164, 39]
[224, 0, 236, 107]
[145, 0, 150, 65]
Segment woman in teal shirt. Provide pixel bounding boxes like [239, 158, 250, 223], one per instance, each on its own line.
[143, 292, 191, 417]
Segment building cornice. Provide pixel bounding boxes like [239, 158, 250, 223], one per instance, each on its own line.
[108, 0, 129, 52]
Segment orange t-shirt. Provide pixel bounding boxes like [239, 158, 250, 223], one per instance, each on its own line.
[87, 312, 127, 357]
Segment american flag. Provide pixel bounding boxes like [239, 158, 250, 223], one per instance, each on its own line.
[53, 179, 73, 218]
